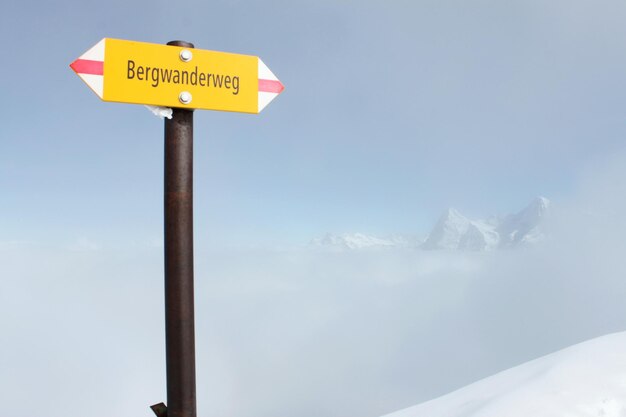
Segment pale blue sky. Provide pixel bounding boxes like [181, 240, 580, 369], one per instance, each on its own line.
[3, 0, 626, 247]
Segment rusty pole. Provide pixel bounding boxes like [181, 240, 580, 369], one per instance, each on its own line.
[163, 39, 196, 417]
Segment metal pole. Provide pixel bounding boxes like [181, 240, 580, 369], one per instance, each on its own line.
[163, 39, 196, 417]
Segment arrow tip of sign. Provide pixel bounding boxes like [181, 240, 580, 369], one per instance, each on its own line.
[70, 40, 106, 99]
[258, 58, 284, 113]
[276, 80, 285, 94]
[70, 57, 105, 98]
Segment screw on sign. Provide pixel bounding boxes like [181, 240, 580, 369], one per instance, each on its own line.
[70, 38, 284, 417]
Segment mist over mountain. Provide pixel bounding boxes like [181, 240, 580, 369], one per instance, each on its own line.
[4, 152, 626, 417]
[311, 197, 551, 251]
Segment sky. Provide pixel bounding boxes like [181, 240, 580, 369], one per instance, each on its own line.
[3, 0, 626, 246]
[2, 1, 626, 417]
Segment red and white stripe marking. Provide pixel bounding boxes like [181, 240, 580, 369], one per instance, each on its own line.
[258, 58, 284, 113]
[70, 39, 105, 98]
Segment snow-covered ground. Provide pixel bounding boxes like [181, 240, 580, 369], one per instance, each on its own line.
[382, 332, 626, 417]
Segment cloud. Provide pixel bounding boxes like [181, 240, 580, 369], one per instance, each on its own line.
[4, 150, 626, 417]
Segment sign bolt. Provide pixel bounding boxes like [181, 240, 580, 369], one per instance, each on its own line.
[179, 92, 192, 105]
[180, 49, 193, 62]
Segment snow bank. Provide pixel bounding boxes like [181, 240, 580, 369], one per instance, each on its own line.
[382, 332, 626, 417]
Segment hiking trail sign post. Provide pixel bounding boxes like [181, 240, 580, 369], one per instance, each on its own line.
[70, 38, 284, 417]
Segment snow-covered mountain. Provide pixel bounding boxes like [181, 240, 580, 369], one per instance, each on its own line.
[381, 331, 626, 417]
[309, 233, 413, 250]
[422, 197, 550, 250]
[310, 197, 551, 251]
[421, 209, 501, 251]
[498, 196, 550, 248]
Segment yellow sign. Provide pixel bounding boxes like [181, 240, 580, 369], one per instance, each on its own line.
[70, 38, 284, 114]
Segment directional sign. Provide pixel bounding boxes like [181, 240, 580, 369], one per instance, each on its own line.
[70, 38, 284, 113]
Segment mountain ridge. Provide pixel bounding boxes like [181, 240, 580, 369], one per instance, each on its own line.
[310, 197, 551, 251]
